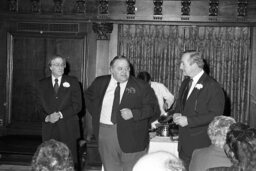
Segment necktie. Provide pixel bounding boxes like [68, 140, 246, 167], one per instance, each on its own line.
[182, 78, 193, 106]
[111, 82, 120, 124]
[54, 78, 59, 94]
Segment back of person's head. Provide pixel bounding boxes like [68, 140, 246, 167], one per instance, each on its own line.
[137, 71, 151, 83]
[133, 151, 184, 171]
[225, 123, 256, 170]
[208, 116, 236, 148]
[31, 139, 74, 171]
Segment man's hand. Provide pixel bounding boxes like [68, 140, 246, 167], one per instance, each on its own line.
[173, 113, 188, 127]
[120, 108, 133, 120]
[45, 112, 60, 123]
[151, 120, 160, 129]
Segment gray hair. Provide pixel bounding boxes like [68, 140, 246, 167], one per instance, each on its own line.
[48, 55, 66, 67]
[183, 50, 204, 69]
[208, 116, 236, 148]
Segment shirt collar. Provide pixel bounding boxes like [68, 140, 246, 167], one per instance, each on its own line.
[191, 70, 204, 83]
[52, 75, 62, 84]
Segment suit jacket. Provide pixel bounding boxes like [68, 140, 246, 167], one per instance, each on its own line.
[189, 145, 233, 171]
[36, 75, 82, 154]
[84, 75, 160, 153]
[175, 73, 225, 159]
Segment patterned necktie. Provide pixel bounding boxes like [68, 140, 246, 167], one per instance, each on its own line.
[54, 78, 59, 94]
[111, 82, 120, 124]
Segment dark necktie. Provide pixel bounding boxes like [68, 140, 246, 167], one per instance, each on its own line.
[182, 78, 193, 106]
[54, 78, 59, 94]
[111, 82, 120, 124]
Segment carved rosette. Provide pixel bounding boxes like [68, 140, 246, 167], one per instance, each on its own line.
[153, 0, 163, 16]
[31, 0, 41, 13]
[126, 0, 136, 15]
[73, 0, 86, 13]
[53, 0, 63, 13]
[209, 0, 219, 16]
[98, 0, 109, 14]
[92, 23, 113, 40]
[237, 0, 248, 17]
[181, 0, 191, 16]
[9, 0, 18, 12]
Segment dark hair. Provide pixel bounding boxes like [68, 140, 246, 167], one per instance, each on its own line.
[182, 50, 204, 69]
[225, 123, 256, 170]
[31, 139, 74, 171]
[137, 71, 151, 83]
[110, 55, 130, 67]
[48, 55, 66, 67]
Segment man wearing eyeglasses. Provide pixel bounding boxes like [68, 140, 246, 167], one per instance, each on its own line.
[36, 55, 82, 166]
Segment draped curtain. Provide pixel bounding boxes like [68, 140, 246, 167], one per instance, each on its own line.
[118, 24, 251, 124]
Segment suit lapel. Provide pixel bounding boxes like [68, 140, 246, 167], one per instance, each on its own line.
[120, 77, 133, 105]
[187, 73, 207, 102]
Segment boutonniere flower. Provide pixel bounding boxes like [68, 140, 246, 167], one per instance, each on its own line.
[195, 83, 203, 90]
[125, 87, 136, 94]
[63, 82, 70, 88]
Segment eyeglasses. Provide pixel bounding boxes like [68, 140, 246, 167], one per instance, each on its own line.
[51, 63, 65, 67]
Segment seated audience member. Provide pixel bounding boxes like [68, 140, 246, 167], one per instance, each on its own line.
[137, 71, 175, 128]
[31, 139, 74, 171]
[133, 151, 184, 171]
[225, 123, 256, 171]
[189, 116, 236, 171]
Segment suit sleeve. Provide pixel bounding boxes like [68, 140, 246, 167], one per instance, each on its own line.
[84, 78, 98, 115]
[35, 82, 48, 121]
[60, 78, 82, 119]
[187, 81, 225, 128]
[132, 84, 160, 121]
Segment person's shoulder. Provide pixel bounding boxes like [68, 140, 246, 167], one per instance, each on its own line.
[192, 146, 211, 158]
[94, 75, 111, 83]
[130, 76, 149, 87]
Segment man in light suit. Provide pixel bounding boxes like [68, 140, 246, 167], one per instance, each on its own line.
[84, 56, 160, 171]
[173, 50, 225, 170]
[36, 55, 82, 165]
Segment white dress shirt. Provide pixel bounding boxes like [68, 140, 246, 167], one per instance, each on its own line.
[150, 82, 175, 115]
[100, 76, 128, 125]
[187, 70, 204, 99]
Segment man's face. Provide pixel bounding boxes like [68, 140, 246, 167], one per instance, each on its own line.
[180, 53, 194, 77]
[50, 57, 65, 78]
[110, 59, 130, 83]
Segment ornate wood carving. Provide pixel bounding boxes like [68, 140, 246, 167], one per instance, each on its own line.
[9, 0, 18, 12]
[153, 0, 163, 16]
[98, 0, 109, 14]
[209, 0, 219, 16]
[53, 0, 63, 13]
[126, 0, 136, 15]
[92, 23, 113, 40]
[31, 0, 41, 13]
[73, 0, 86, 13]
[237, 0, 248, 17]
[181, 0, 191, 16]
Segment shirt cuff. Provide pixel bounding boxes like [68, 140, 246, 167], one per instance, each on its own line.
[58, 112, 63, 119]
[45, 115, 49, 122]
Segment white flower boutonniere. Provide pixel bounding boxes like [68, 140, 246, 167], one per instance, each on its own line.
[125, 87, 136, 94]
[63, 82, 70, 88]
[195, 83, 203, 90]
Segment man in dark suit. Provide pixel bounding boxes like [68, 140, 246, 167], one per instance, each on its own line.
[173, 50, 225, 170]
[84, 56, 160, 171]
[36, 55, 82, 165]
